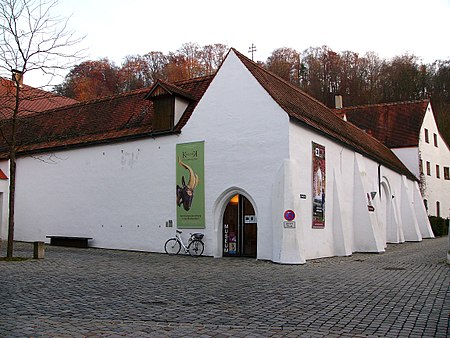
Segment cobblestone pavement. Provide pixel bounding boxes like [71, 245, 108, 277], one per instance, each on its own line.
[0, 237, 449, 337]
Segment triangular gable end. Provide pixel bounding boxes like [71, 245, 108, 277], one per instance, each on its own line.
[146, 84, 170, 98]
[144, 80, 195, 101]
[422, 102, 450, 151]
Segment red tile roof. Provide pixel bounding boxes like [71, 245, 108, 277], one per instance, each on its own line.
[335, 100, 429, 148]
[231, 49, 416, 180]
[0, 75, 213, 158]
[0, 77, 78, 119]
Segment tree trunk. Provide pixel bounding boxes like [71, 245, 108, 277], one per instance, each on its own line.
[6, 157, 15, 258]
[6, 82, 19, 258]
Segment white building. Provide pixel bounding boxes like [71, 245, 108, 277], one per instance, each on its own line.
[0, 49, 434, 264]
[337, 100, 450, 219]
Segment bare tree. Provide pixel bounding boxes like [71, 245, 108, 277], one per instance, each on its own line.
[0, 0, 83, 257]
[54, 58, 119, 100]
[119, 55, 151, 92]
[266, 47, 301, 85]
[200, 43, 228, 76]
[144, 51, 168, 83]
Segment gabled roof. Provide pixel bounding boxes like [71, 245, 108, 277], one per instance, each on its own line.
[231, 49, 416, 180]
[335, 100, 429, 148]
[0, 77, 78, 119]
[144, 79, 196, 101]
[0, 75, 213, 158]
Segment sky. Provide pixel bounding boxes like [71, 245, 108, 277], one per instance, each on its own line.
[25, 0, 450, 88]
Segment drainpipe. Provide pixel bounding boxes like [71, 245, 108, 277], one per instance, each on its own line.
[378, 164, 381, 199]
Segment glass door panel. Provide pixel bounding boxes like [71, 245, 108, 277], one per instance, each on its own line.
[223, 194, 257, 258]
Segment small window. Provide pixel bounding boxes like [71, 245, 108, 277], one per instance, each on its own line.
[436, 201, 440, 218]
[423, 199, 428, 211]
[436, 165, 440, 178]
[426, 161, 431, 176]
[424, 129, 429, 143]
[444, 167, 450, 180]
[433, 133, 438, 147]
[419, 159, 423, 174]
[153, 95, 174, 131]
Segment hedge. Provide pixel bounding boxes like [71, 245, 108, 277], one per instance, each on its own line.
[429, 216, 449, 237]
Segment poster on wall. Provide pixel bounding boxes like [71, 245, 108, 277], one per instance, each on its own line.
[312, 142, 326, 228]
[176, 141, 205, 229]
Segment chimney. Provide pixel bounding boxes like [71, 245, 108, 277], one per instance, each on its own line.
[334, 95, 343, 109]
[12, 69, 23, 88]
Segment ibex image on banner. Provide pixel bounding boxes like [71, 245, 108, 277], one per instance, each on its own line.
[176, 141, 205, 229]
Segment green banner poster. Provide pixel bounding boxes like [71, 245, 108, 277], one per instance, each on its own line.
[176, 141, 205, 229]
[312, 142, 326, 228]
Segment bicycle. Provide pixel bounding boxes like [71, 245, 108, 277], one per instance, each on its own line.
[164, 230, 205, 257]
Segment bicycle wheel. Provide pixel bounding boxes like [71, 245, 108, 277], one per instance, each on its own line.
[188, 239, 204, 257]
[164, 238, 181, 255]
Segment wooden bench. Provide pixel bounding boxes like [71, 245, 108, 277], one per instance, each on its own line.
[46, 236, 92, 248]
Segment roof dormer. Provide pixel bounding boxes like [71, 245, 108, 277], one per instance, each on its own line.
[145, 80, 194, 132]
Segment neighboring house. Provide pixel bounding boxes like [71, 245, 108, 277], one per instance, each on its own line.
[0, 49, 433, 264]
[336, 100, 450, 219]
[0, 75, 78, 119]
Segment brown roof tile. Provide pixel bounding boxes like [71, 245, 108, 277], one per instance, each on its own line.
[0, 76, 213, 158]
[0, 77, 78, 119]
[335, 100, 429, 148]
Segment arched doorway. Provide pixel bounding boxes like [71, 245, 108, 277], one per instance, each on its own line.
[222, 194, 257, 257]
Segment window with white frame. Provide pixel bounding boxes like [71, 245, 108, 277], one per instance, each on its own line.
[444, 167, 450, 180]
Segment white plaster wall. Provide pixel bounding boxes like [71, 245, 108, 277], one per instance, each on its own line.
[379, 166, 405, 243]
[287, 119, 429, 260]
[392, 147, 419, 178]
[0, 160, 9, 241]
[14, 137, 180, 253]
[353, 155, 385, 252]
[288, 122, 356, 259]
[288, 121, 385, 258]
[174, 97, 189, 126]
[419, 103, 450, 218]
[377, 165, 432, 240]
[271, 159, 306, 264]
[177, 50, 290, 260]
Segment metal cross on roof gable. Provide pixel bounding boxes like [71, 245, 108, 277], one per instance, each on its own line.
[248, 43, 257, 61]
